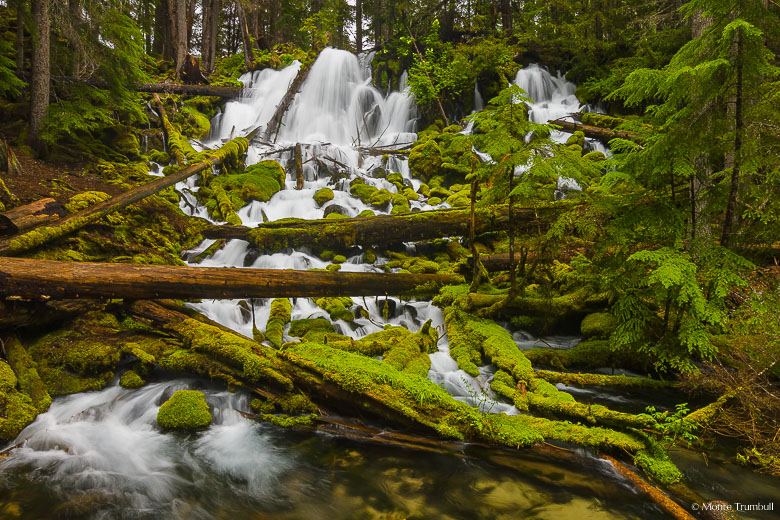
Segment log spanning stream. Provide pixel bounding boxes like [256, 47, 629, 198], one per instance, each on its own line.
[1, 49, 777, 519]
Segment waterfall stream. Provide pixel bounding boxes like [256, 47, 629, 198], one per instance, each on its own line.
[2, 49, 775, 519]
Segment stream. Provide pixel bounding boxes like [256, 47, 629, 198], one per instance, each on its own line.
[1, 49, 777, 519]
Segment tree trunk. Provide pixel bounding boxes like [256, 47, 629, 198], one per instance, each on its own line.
[0, 198, 66, 236]
[203, 204, 557, 250]
[0, 258, 462, 300]
[168, 0, 188, 78]
[28, 0, 50, 156]
[15, 0, 24, 76]
[153, 0, 168, 57]
[201, 0, 221, 73]
[0, 133, 254, 256]
[500, 0, 512, 33]
[292, 143, 304, 189]
[720, 29, 743, 249]
[236, 0, 254, 69]
[355, 0, 363, 53]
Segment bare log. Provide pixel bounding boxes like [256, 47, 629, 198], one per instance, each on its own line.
[263, 61, 313, 142]
[0, 198, 66, 236]
[549, 119, 641, 143]
[203, 204, 562, 250]
[0, 134, 254, 256]
[0, 257, 462, 300]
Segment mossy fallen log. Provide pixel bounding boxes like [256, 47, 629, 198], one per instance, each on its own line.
[0, 133, 253, 256]
[0, 257, 461, 299]
[153, 93, 186, 166]
[549, 118, 642, 143]
[534, 370, 677, 389]
[4, 335, 51, 412]
[0, 198, 66, 236]
[138, 83, 243, 97]
[203, 204, 560, 250]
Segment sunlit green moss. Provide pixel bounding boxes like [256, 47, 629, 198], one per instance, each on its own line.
[157, 390, 212, 430]
[266, 298, 292, 348]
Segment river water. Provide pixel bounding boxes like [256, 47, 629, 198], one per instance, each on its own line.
[1, 49, 777, 519]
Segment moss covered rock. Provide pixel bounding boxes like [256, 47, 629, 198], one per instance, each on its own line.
[580, 312, 617, 339]
[65, 191, 112, 213]
[120, 370, 145, 389]
[409, 139, 443, 183]
[157, 389, 212, 430]
[315, 297, 354, 322]
[314, 187, 334, 207]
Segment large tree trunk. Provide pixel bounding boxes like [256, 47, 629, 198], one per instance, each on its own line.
[168, 0, 188, 78]
[28, 0, 50, 156]
[0, 258, 461, 300]
[15, 0, 24, 76]
[500, 0, 512, 33]
[236, 0, 254, 69]
[720, 28, 743, 248]
[355, 0, 363, 53]
[201, 0, 221, 73]
[153, 0, 168, 57]
[203, 204, 558, 250]
[0, 133, 255, 256]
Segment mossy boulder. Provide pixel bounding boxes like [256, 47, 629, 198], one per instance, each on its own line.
[315, 297, 354, 322]
[0, 361, 17, 390]
[408, 139, 443, 183]
[65, 191, 111, 213]
[314, 187, 334, 207]
[288, 318, 336, 342]
[566, 131, 585, 148]
[156, 389, 212, 430]
[580, 312, 617, 339]
[120, 370, 145, 389]
[583, 151, 607, 162]
[390, 192, 410, 214]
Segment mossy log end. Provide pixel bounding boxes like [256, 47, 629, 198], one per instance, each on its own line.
[0, 198, 67, 236]
[0, 134, 253, 256]
[0, 257, 462, 299]
[203, 204, 560, 250]
[549, 119, 642, 143]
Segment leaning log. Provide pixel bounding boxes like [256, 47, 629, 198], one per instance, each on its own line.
[153, 93, 186, 166]
[549, 119, 641, 143]
[0, 257, 462, 300]
[0, 198, 66, 236]
[203, 204, 562, 250]
[263, 61, 313, 142]
[0, 134, 253, 256]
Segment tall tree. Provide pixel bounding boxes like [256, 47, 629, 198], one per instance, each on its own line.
[355, 0, 363, 53]
[28, 0, 50, 155]
[201, 0, 221, 73]
[168, 0, 188, 77]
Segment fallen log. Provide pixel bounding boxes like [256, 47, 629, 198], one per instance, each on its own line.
[0, 133, 253, 256]
[549, 119, 642, 143]
[0, 198, 66, 236]
[203, 204, 562, 250]
[153, 93, 186, 166]
[0, 257, 462, 300]
[263, 61, 313, 142]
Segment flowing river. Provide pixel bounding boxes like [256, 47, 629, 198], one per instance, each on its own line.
[1, 49, 777, 519]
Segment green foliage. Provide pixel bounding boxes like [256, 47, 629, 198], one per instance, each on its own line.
[0, 38, 24, 97]
[645, 403, 699, 448]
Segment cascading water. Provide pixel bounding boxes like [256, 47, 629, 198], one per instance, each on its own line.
[4, 49, 756, 519]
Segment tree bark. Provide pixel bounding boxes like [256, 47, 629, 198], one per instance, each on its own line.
[168, 0, 188, 78]
[263, 61, 313, 142]
[0, 133, 254, 256]
[28, 0, 50, 156]
[293, 143, 304, 189]
[0, 198, 66, 236]
[500, 0, 512, 33]
[15, 0, 24, 76]
[236, 0, 254, 69]
[355, 0, 363, 53]
[201, 0, 221, 73]
[720, 29, 743, 249]
[549, 119, 641, 143]
[203, 204, 558, 250]
[0, 258, 462, 300]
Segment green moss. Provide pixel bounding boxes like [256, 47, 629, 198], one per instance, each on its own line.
[266, 298, 292, 348]
[157, 390, 212, 430]
[534, 370, 674, 389]
[409, 139, 443, 183]
[332, 254, 347, 264]
[288, 318, 335, 342]
[583, 151, 607, 162]
[390, 192, 410, 214]
[65, 191, 111, 213]
[0, 361, 17, 391]
[565, 131, 585, 148]
[428, 196, 442, 205]
[358, 209, 375, 218]
[524, 339, 651, 372]
[581, 113, 628, 129]
[369, 188, 392, 208]
[260, 413, 316, 428]
[5, 338, 51, 412]
[0, 386, 38, 441]
[120, 370, 145, 389]
[201, 160, 285, 220]
[364, 248, 377, 263]
[446, 189, 470, 207]
[315, 297, 354, 322]
[580, 312, 617, 339]
[633, 450, 683, 486]
[314, 187, 334, 207]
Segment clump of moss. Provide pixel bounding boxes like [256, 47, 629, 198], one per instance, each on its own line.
[120, 370, 145, 389]
[580, 312, 617, 339]
[64, 191, 112, 213]
[200, 160, 285, 220]
[260, 413, 316, 428]
[633, 449, 683, 486]
[314, 187, 334, 207]
[288, 318, 335, 342]
[266, 298, 292, 348]
[315, 297, 354, 322]
[157, 389, 212, 430]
